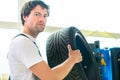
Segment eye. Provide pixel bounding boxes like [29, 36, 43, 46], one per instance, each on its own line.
[44, 15, 48, 18]
[35, 12, 40, 17]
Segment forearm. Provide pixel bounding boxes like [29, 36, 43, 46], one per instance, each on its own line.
[30, 45, 82, 80]
[51, 57, 75, 80]
[30, 59, 76, 80]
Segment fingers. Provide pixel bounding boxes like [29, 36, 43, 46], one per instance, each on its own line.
[67, 44, 72, 53]
[67, 44, 82, 63]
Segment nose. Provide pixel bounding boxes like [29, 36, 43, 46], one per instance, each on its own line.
[39, 16, 44, 21]
[39, 16, 46, 23]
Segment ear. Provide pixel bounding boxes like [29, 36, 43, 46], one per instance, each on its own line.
[23, 16, 28, 21]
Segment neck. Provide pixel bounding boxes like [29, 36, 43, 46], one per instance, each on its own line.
[23, 27, 38, 38]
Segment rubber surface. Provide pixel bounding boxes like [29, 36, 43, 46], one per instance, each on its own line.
[46, 26, 100, 80]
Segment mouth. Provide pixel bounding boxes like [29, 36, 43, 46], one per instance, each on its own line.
[38, 23, 45, 27]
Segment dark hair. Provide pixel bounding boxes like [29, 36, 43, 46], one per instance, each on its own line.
[21, 0, 50, 25]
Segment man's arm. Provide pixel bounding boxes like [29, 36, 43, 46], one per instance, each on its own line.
[30, 44, 82, 80]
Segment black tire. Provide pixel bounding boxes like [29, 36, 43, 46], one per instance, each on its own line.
[110, 48, 120, 80]
[46, 26, 100, 80]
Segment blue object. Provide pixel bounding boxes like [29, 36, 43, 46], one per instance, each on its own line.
[99, 49, 112, 80]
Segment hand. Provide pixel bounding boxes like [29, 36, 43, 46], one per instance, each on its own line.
[67, 44, 82, 63]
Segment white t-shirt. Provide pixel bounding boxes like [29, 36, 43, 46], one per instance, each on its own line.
[7, 33, 43, 80]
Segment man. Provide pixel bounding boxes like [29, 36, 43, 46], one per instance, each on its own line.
[7, 0, 82, 80]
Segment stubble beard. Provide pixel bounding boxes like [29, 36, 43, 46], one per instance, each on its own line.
[36, 24, 45, 33]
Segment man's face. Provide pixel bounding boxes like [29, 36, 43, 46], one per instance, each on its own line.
[24, 5, 48, 33]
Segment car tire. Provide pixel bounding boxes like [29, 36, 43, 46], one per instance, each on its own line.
[46, 26, 100, 80]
